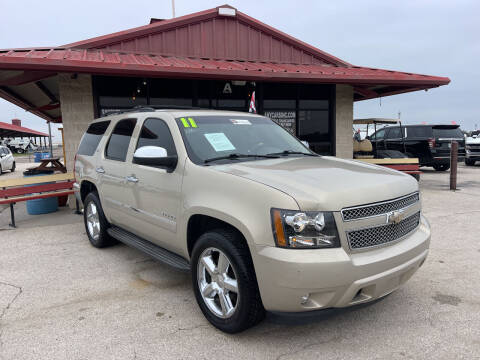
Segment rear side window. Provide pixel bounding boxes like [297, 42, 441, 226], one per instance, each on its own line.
[433, 127, 463, 139]
[105, 118, 137, 161]
[136, 118, 177, 156]
[406, 127, 432, 138]
[77, 121, 110, 156]
[387, 127, 402, 139]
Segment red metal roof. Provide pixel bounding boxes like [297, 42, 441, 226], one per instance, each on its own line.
[0, 121, 48, 137]
[63, 5, 349, 67]
[0, 48, 449, 88]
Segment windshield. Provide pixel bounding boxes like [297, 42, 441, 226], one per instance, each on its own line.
[176, 115, 314, 164]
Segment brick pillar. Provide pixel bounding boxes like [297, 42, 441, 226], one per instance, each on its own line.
[335, 84, 353, 158]
[58, 74, 95, 171]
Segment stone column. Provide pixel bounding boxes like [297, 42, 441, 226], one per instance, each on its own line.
[58, 74, 95, 171]
[334, 84, 354, 158]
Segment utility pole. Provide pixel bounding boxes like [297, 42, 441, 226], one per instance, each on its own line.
[171, 0, 176, 18]
[48, 121, 53, 158]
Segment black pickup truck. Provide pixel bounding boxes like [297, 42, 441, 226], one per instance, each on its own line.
[370, 124, 465, 171]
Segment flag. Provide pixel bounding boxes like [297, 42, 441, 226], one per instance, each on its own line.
[249, 91, 256, 113]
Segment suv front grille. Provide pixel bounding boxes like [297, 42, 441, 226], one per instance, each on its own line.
[347, 212, 420, 250]
[341, 193, 419, 221]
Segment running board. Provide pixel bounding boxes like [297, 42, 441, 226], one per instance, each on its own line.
[107, 226, 190, 272]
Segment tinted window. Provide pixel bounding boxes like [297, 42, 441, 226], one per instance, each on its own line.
[406, 126, 432, 138]
[387, 127, 402, 139]
[433, 127, 463, 138]
[105, 119, 137, 161]
[136, 118, 177, 156]
[77, 121, 110, 156]
[373, 129, 386, 139]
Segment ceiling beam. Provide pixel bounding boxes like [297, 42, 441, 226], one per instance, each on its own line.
[34, 80, 58, 103]
[0, 71, 56, 86]
[354, 86, 378, 99]
[0, 86, 54, 122]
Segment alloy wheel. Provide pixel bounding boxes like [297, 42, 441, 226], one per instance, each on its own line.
[86, 202, 101, 240]
[197, 247, 239, 319]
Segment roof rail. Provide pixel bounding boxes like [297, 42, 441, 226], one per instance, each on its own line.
[100, 105, 201, 117]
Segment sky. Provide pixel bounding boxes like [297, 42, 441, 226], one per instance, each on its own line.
[0, 0, 479, 143]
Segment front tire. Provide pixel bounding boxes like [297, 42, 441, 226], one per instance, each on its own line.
[16, 148, 24, 154]
[10, 162, 15, 172]
[191, 229, 265, 333]
[465, 158, 476, 166]
[83, 192, 117, 248]
[433, 164, 450, 171]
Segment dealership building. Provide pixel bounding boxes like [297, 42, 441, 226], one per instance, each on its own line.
[0, 5, 449, 169]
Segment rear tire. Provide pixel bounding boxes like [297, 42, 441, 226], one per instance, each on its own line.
[433, 164, 450, 171]
[191, 229, 265, 333]
[0, 164, 2, 175]
[16, 148, 24, 154]
[83, 192, 117, 248]
[465, 159, 476, 166]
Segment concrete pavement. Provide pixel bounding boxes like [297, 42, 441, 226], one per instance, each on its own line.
[0, 164, 479, 359]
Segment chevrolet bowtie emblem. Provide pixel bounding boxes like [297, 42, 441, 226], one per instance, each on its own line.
[386, 210, 405, 224]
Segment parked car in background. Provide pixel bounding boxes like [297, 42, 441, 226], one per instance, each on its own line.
[6, 138, 38, 154]
[370, 124, 465, 171]
[73, 108, 431, 333]
[0, 146, 15, 174]
[465, 135, 480, 166]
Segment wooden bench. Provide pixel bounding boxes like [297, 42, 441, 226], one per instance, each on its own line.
[0, 172, 77, 228]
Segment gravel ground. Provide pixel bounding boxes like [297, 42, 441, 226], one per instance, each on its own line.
[0, 164, 479, 359]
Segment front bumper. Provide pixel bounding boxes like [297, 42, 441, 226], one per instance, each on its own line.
[466, 151, 480, 160]
[254, 214, 430, 312]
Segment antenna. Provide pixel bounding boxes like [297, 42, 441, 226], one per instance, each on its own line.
[171, 0, 176, 18]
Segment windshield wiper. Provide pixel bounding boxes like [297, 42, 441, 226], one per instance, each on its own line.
[266, 150, 318, 157]
[204, 153, 279, 164]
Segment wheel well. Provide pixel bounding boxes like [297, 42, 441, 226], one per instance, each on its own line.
[80, 181, 98, 202]
[187, 215, 248, 256]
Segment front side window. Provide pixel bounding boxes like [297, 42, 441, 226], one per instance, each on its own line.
[105, 118, 137, 161]
[136, 118, 177, 156]
[176, 115, 313, 165]
[77, 121, 111, 156]
[373, 129, 386, 140]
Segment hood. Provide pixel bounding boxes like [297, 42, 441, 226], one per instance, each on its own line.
[213, 156, 418, 211]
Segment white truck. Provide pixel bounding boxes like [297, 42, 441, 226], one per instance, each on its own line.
[5, 138, 38, 154]
[465, 134, 480, 166]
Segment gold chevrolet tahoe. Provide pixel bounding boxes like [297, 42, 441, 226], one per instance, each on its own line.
[74, 108, 430, 333]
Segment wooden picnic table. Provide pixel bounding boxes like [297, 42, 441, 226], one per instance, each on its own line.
[28, 157, 67, 173]
[0, 172, 76, 227]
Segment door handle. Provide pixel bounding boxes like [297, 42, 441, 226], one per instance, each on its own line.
[96, 167, 105, 174]
[126, 175, 139, 183]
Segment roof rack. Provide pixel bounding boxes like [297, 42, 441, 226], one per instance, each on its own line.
[100, 105, 201, 117]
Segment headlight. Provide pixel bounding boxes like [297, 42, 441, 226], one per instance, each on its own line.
[271, 209, 340, 248]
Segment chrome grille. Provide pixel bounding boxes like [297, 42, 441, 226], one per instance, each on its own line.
[341, 193, 419, 221]
[347, 212, 420, 250]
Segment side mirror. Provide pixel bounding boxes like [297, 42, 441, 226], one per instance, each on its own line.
[133, 146, 178, 173]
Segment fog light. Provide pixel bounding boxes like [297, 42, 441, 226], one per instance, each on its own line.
[300, 294, 310, 304]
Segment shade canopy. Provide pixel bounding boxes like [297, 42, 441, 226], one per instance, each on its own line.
[0, 121, 48, 138]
